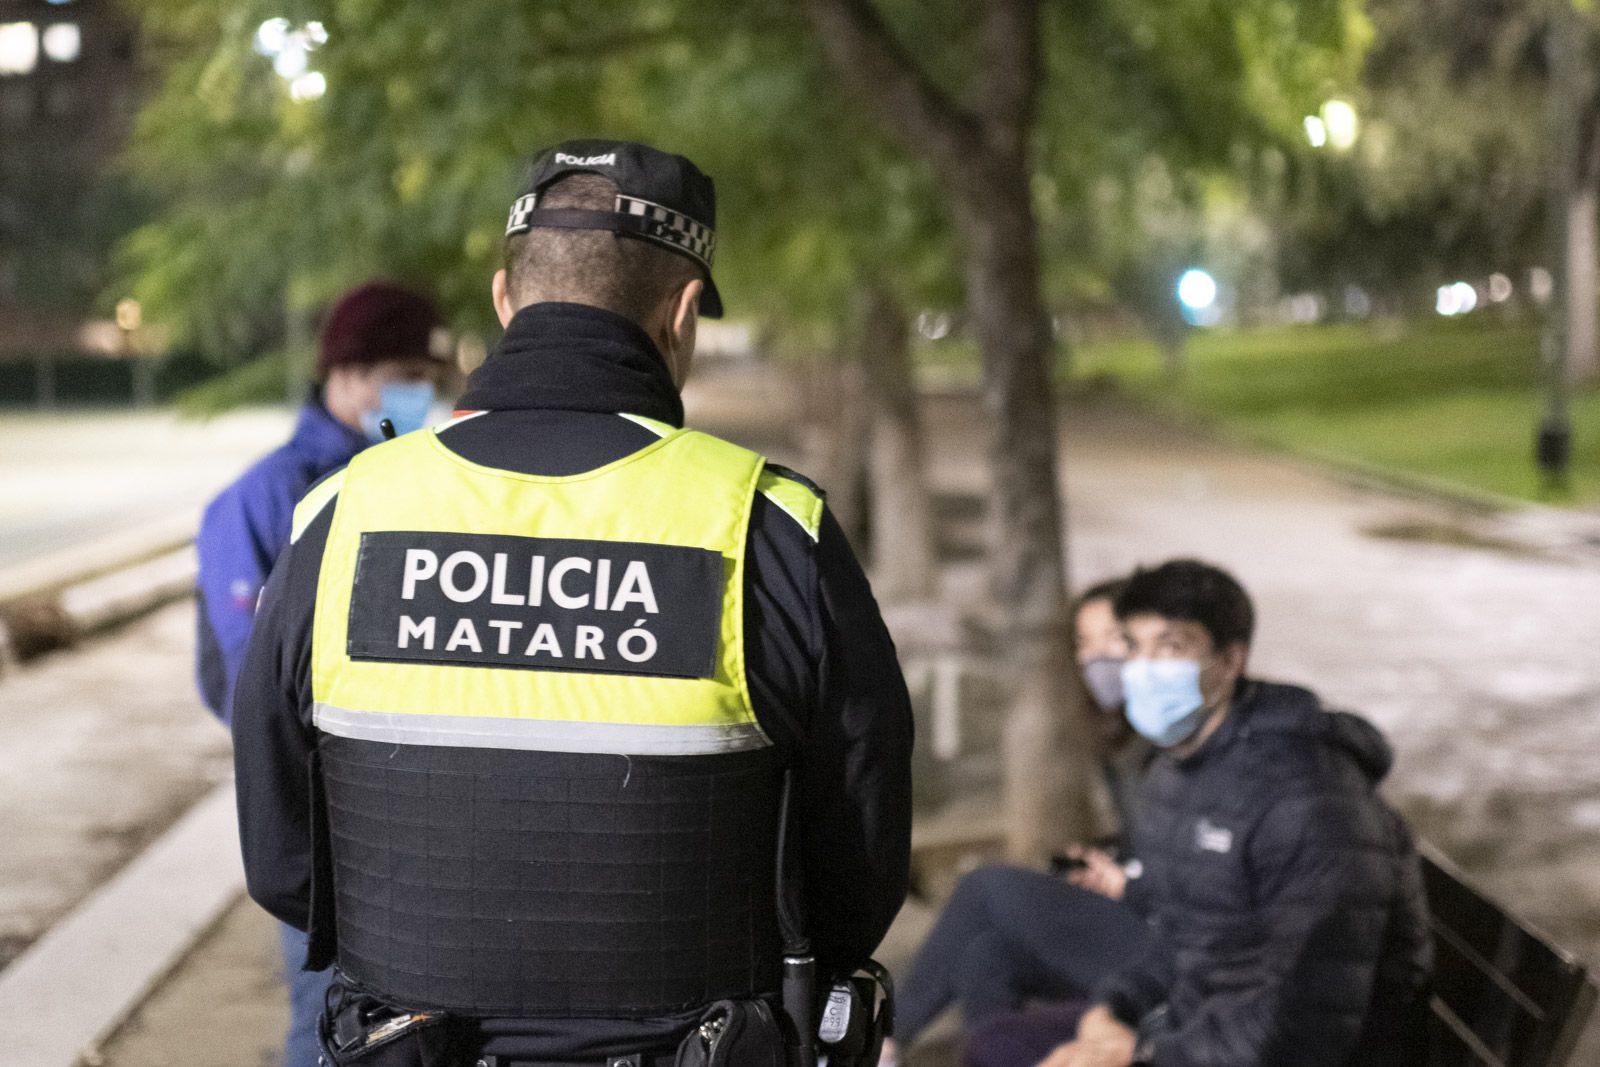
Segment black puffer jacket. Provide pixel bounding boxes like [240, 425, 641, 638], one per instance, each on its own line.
[1097, 680, 1432, 1067]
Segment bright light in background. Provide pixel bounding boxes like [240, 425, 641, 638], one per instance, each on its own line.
[255, 17, 290, 55]
[1435, 282, 1478, 317]
[273, 44, 308, 78]
[0, 22, 39, 75]
[256, 17, 328, 100]
[42, 22, 79, 62]
[1303, 115, 1327, 148]
[1321, 99, 1359, 151]
[1176, 269, 1218, 311]
[1177, 269, 1222, 327]
[290, 70, 326, 101]
[1529, 267, 1554, 305]
[1488, 273, 1514, 303]
[916, 310, 953, 340]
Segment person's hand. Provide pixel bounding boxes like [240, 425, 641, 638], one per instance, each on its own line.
[1064, 846, 1127, 901]
[1033, 1037, 1134, 1067]
[1075, 1005, 1135, 1046]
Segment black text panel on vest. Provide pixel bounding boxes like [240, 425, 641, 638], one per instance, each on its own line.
[346, 531, 723, 679]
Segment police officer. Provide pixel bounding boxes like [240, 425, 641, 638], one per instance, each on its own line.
[197, 280, 444, 1067]
[231, 140, 913, 1066]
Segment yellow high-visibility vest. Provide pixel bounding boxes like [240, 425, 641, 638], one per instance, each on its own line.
[302, 415, 819, 757]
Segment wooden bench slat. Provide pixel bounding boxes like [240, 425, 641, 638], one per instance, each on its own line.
[1420, 849, 1596, 1067]
[1429, 994, 1508, 1067]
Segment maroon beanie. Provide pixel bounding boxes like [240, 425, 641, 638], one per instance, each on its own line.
[317, 281, 442, 377]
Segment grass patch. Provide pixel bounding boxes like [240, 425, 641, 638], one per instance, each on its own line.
[1069, 319, 1600, 507]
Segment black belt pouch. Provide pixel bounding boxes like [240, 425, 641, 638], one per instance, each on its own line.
[318, 982, 461, 1067]
[675, 999, 785, 1067]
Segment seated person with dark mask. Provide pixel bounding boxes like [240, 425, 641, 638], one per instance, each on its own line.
[1029, 559, 1432, 1067]
[887, 579, 1156, 1064]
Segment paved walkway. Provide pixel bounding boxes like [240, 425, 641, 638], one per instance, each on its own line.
[0, 601, 231, 971]
[0, 408, 292, 570]
[7, 381, 1598, 1063]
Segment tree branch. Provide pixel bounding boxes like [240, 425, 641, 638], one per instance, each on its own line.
[801, 0, 981, 172]
[972, 0, 1041, 144]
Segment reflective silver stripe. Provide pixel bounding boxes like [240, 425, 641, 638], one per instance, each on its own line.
[313, 702, 771, 755]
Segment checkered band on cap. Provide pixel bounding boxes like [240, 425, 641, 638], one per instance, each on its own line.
[505, 194, 539, 235]
[615, 195, 717, 271]
[505, 193, 716, 272]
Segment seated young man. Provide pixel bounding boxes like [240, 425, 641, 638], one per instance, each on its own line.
[890, 579, 1155, 1059]
[1031, 559, 1432, 1067]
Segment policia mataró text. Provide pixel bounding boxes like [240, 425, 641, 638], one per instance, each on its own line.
[230, 140, 915, 1067]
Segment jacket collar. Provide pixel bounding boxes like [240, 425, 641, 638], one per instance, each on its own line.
[1169, 679, 1260, 769]
[291, 393, 369, 468]
[456, 302, 684, 427]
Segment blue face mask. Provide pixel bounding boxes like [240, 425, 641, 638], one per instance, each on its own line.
[1120, 658, 1214, 747]
[361, 380, 435, 443]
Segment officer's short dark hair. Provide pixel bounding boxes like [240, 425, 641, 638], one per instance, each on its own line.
[1114, 559, 1254, 650]
[502, 173, 698, 326]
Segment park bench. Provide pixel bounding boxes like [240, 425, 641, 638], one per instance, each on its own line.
[1423, 846, 1598, 1067]
[903, 831, 1599, 1065]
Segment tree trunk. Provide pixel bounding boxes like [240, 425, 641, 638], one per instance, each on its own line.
[858, 284, 938, 600]
[801, 0, 1097, 860]
[955, 158, 1095, 860]
[802, 354, 873, 550]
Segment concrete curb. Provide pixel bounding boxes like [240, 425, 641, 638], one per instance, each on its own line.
[0, 514, 197, 672]
[0, 783, 244, 1067]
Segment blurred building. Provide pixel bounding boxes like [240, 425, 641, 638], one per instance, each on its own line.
[0, 0, 142, 388]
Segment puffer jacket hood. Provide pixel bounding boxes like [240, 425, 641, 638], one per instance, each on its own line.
[1233, 681, 1395, 784]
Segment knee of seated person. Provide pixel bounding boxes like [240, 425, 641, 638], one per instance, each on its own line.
[951, 863, 1023, 904]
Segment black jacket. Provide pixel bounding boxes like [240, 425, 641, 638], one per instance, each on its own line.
[1097, 681, 1432, 1067]
[231, 302, 914, 1058]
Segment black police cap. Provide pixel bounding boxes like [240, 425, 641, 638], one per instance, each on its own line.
[505, 139, 724, 318]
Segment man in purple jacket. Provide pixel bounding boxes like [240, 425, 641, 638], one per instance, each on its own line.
[194, 281, 444, 1067]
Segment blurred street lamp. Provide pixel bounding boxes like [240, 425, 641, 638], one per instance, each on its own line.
[1177, 269, 1217, 312]
[1322, 99, 1359, 151]
[1177, 269, 1222, 326]
[116, 298, 155, 407]
[1303, 115, 1327, 149]
[1304, 99, 1359, 152]
[41, 22, 79, 63]
[255, 17, 328, 100]
[290, 70, 326, 101]
[1435, 282, 1478, 317]
[0, 22, 39, 75]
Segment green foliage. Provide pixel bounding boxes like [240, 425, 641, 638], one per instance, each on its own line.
[116, 0, 1367, 362]
[172, 348, 294, 416]
[1032, 0, 1366, 320]
[117, 0, 954, 358]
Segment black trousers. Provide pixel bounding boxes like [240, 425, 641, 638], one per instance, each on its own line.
[895, 865, 1151, 1043]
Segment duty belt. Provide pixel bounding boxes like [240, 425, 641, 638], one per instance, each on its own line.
[475, 1052, 680, 1067]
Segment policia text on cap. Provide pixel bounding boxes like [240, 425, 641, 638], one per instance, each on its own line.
[230, 140, 914, 1067]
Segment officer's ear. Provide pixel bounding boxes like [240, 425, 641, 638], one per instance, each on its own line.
[492, 269, 516, 328]
[663, 277, 703, 388]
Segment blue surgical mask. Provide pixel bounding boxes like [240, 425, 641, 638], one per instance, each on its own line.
[361, 381, 436, 443]
[1080, 657, 1125, 712]
[1121, 658, 1213, 747]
